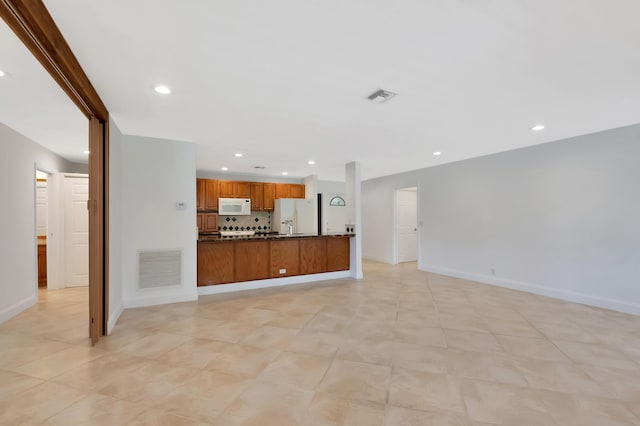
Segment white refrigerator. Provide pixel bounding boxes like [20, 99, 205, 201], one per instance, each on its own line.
[273, 198, 317, 235]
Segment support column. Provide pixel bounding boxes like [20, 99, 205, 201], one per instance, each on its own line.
[345, 162, 363, 279]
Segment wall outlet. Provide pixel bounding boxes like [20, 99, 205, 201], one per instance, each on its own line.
[279, 268, 286, 274]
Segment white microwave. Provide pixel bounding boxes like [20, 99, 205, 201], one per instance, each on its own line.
[218, 198, 251, 215]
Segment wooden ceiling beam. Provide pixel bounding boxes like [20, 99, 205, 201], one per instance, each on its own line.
[0, 0, 109, 121]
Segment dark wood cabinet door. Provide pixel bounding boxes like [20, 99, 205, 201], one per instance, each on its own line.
[299, 238, 328, 274]
[270, 239, 299, 277]
[275, 183, 289, 199]
[235, 241, 270, 281]
[205, 180, 219, 210]
[290, 184, 305, 199]
[204, 213, 218, 233]
[196, 179, 205, 211]
[198, 242, 235, 285]
[250, 183, 263, 211]
[327, 237, 350, 271]
[263, 183, 275, 211]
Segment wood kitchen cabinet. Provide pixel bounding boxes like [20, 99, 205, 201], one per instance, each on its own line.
[263, 183, 275, 211]
[299, 238, 328, 275]
[250, 183, 264, 211]
[204, 179, 219, 210]
[196, 179, 205, 211]
[203, 213, 218, 233]
[235, 241, 270, 282]
[270, 239, 299, 277]
[196, 213, 203, 232]
[198, 242, 235, 285]
[275, 183, 306, 199]
[219, 180, 250, 198]
[327, 237, 350, 272]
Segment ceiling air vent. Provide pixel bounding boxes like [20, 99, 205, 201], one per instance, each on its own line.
[254, 166, 266, 169]
[367, 89, 397, 104]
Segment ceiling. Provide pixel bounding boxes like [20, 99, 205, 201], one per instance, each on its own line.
[0, 19, 87, 162]
[7, 1, 640, 180]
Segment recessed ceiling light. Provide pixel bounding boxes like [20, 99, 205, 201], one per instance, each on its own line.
[433, 151, 441, 156]
[221, 167, 228, 171]
[307, 160, 316, 165]
[0, 70, 5, 77]
[83, 150, 90, 154]
[154, 85, 171, 94]
[234, 153, 243, 157]
[530, 124, 545, 131]
[281, 172, 288, 175]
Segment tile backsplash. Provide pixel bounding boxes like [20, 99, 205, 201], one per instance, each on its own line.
[219, 211, 271, 232]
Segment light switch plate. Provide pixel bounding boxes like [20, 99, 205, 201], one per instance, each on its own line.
[175, 202, 187, 211]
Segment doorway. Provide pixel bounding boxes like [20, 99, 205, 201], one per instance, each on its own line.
[35, 170, 48, 288]
[395, 187, 418, 264]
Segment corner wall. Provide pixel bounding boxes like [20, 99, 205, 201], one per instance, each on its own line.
[0, 122, 77, 323]
[118, 134, 198, 308]
[362, 124, 640, 314]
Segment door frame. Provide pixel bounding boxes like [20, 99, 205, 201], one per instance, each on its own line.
[1, 1, 110, 344]
[393, 186, 420, 265]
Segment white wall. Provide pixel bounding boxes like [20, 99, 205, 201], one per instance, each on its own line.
[362, 123, 640, 315]
[0, 122, 76, 323]
[318, 180, 347, 234]
[107, 118, 124, 332]
[118, 134, 198, 308]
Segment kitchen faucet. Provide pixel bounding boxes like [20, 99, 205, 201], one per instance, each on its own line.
[283, 219, 293, 235]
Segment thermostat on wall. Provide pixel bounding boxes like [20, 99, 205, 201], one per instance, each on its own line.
[175, 202, 187, 211]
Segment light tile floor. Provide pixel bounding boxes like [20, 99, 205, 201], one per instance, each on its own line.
[1, 261, 640, 425]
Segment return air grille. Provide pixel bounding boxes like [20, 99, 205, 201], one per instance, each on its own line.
[138, 250, 182, 289]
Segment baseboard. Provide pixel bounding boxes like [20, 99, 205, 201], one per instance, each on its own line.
[123, 291, 198, 309]
[420, 264, 640, 316]
[0, 293, 37, 324]
[362, 254, 394, 264]
[107, 302, 124, 334]
[197, 271, 351, 296]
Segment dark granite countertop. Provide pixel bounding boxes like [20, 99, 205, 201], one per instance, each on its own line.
[198, 233, 355, 242]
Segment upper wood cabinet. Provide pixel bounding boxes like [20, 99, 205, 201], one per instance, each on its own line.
[275, 183, 306, 199]
[250, 183, 264, 211]
[290, 184, 305, 198]
[263, 183, 275, 211]
[196, 179, 205, 211]
[219, 180, 250, 198]
[197, 213, 218, 233]
[204, 180, 219, 210]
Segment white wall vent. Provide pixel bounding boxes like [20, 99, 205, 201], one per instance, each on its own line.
[138, 250, 182, 289]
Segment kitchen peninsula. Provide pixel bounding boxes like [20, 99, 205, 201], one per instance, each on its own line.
[198, 233, 353, 286]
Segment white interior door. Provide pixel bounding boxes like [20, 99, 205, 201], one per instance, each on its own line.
[396, 188, 418, 263]
[64, 175, 89, 287]
[35, 181, 48, 237]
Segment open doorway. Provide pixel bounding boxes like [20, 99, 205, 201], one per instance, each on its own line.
[395, 186, 418, 264]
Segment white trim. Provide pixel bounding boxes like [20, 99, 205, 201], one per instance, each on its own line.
[0, 294, 37, 324]
[197, 271, 351, 296]
[107, 302, 124, 334]
[123, 291, 198, 309]
[362, 254, 394, 264]
[420, 264, 640, 316]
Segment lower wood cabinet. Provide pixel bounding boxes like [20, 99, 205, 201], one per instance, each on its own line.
[299, 239, 328, 275]
[198, 242, 235, 285]
[270, 239, 300, 277]
[197, 236, 351, 286]
[235, 241, 270, 282]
